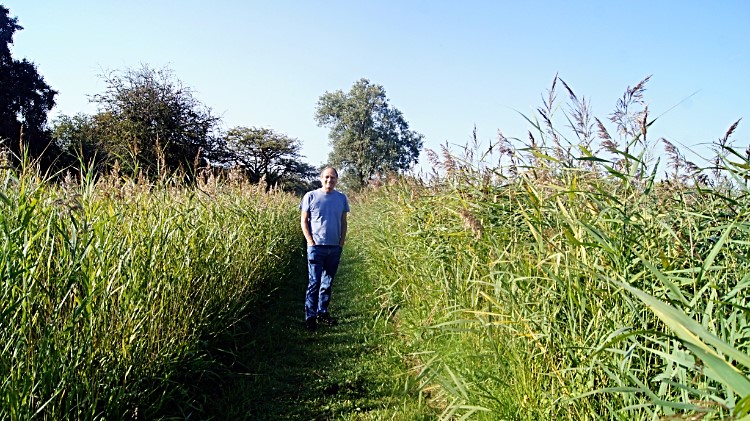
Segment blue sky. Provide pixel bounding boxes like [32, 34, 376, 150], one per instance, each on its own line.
[4, 1, 749, 172]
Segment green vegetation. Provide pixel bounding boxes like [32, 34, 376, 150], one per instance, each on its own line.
[50, 65, 320, 191]
[0, 5, 57, 166]
[154, 241, 438, 420]
[352, 77, 750, 419]
[315, 78, 424, 190]
[84, 65, 220, 178]
[0, 164, 301, 419]
[221, 126, 318, 194]
[4, 75, 750, 420]
[2, 7, 749, 416]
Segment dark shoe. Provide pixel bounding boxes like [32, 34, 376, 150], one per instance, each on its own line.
[317, 313, 338, 326]
[305, 317, 317, 331]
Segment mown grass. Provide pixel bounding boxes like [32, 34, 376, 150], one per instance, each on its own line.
[155, 221, 440, 420]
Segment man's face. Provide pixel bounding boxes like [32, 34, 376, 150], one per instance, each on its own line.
[320, 169, 338, 192]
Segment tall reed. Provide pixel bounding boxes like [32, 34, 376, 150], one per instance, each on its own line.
[0, 166, 302, 419]
[354, 77, 750, 419]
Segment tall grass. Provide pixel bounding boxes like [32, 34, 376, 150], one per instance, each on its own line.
[354, 77, 750, 419]
[0, 165, 302, 419]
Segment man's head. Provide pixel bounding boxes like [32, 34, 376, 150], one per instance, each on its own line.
[320, 167, 339, 192]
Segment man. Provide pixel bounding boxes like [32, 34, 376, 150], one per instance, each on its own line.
[300, 167, 349, 331]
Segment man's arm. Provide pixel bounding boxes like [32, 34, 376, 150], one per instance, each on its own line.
[301, 210, 315, 246]
[339, 212, 348, 247]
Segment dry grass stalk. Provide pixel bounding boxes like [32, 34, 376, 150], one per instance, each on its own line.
[712, 119, 742, 184]
[639, 106, 649, 144]
[496, 131, 518, 177]
[458, 208, 483, 240]
[538, 74, 562, 155]
[719, 118, 741, 148]
[663, 138, 686, 182]
[595, 118, 613, 144]
[611, 75, 652, 138]
[441, 143, 457, 174]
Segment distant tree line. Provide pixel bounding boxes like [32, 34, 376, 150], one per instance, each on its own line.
[50, 65, 319, 193]
[1, 5, 423, 192]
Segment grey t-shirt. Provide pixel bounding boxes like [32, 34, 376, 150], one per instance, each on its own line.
[300, 189, 350, 245]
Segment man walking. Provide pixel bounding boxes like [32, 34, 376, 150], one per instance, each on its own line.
[300, 167, 349, 331]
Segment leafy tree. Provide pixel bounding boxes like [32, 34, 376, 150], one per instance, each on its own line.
[221, 126, 317, 192]
[315, 78, 423, 189]
[50, 113, 108, 173]
[90, 65, 220, 179]
[0, 5, 57, 164]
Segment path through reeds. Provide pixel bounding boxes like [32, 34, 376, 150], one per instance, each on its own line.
[156, 246, 436, 420]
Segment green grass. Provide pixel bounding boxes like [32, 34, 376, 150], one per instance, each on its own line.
[0, 165, 438, 420]
[0, 168, 302, 419]
[154, 230, 440, 420]
[351, 170, 750, 419]
[343, 77, 750, 419]
[4, 75, 750, 420]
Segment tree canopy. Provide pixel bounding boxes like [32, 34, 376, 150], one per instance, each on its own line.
[220, 126, 317, 192]
[89, 65, 220, 178]
[315, 78, 423, 189]
[51, 113, 107, 174]
[0, 5, 57, 163]
[6, 5, 322, 190]
[51, 74, 319, 192]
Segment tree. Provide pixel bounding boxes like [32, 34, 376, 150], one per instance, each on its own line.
[90, 65, 220, 179]
[221, 126, 317, 192]
[50, 113, 108, 174]
[0, 5, 57, 164]
[315, 78, 423, 189]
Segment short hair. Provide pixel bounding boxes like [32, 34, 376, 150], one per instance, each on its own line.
[320, 167, 339, 177]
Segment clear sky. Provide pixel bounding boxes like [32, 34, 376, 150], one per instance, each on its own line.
[4, 1, 749, 172]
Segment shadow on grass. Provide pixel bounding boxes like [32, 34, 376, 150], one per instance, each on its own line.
[154, 251, 431, 420]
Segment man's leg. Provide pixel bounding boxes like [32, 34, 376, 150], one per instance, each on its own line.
[305, 246, 324, 325]
[317, 246, 342, 319]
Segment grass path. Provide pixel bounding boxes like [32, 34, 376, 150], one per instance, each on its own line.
[157, 246, 436, 420]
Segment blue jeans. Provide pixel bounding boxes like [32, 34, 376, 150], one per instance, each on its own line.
[305, 245, 342, 320]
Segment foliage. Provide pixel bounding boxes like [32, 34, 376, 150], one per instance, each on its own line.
[157, 236, 438, 420]
[353, 76, 750, 419]
[89, 64, 220, 179]
[315, 78, 423, 189]
[219, 126, 318, 193]
[50, 113, 108, 174]
[0, 167, 301, 419]
[0, 5, 57, 165]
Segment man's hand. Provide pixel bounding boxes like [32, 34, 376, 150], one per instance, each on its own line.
[301, 210, 315, 247]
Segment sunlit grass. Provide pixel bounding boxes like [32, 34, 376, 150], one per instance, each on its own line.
[352, 77, 750, 419]
[3, 75, 749, 420]
[0, 166, 301, 419]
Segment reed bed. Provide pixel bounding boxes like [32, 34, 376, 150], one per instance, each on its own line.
[0, 166, 302, 420]
[354, 77, 750, 419]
